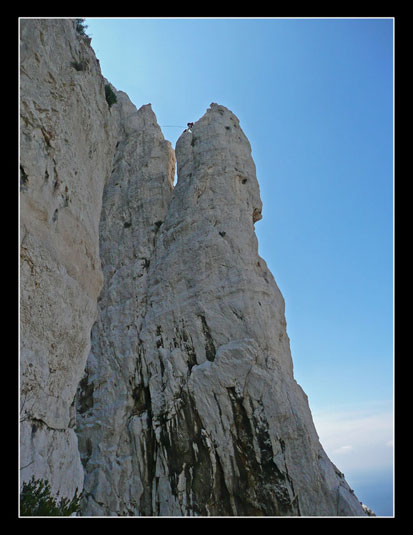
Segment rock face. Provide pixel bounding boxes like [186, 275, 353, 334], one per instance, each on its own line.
[20, 19, 368, 516]
[76, 102, 366, 516]
[19, 18, 118, 498]
[76, 92, 176, 515]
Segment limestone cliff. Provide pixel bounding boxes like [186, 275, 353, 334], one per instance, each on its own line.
[20, 18, 118, 498]
[20, 19, 368, 516]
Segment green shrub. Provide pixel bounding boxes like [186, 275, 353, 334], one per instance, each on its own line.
[20, 476, 83, 516]
[105, 84, 118, 108]
[75, 18, 88, 36]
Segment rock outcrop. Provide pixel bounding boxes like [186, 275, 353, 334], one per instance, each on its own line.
[76, 101, 366, 516]
[20, 19, 368, 516]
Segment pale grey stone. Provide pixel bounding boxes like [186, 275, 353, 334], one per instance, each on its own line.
[76, 101, 368, 516]
[20, 18, 118, 499]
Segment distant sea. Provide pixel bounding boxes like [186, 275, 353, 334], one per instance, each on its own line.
[347, 468, 394, 517]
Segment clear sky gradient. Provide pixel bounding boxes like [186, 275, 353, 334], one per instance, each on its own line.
[83, 17, 394, 515]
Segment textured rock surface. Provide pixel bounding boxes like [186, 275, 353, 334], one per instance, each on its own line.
[19, 18, 117, 498]
[76, 93, 175, 515]
[76, 102, 367, 516]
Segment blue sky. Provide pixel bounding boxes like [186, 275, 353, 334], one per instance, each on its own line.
[83, 17, 394, 515]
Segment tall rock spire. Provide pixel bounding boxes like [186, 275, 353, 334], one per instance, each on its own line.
[77, 102, 367, 516]
[76, 93, 175, 515]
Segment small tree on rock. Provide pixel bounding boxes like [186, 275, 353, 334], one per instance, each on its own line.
[105, 84, 118, 108]
[20, 476, 83, 516]
[75, 19, 88, 36]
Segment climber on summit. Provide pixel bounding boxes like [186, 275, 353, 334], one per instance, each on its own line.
[187, 122, 194, 132]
